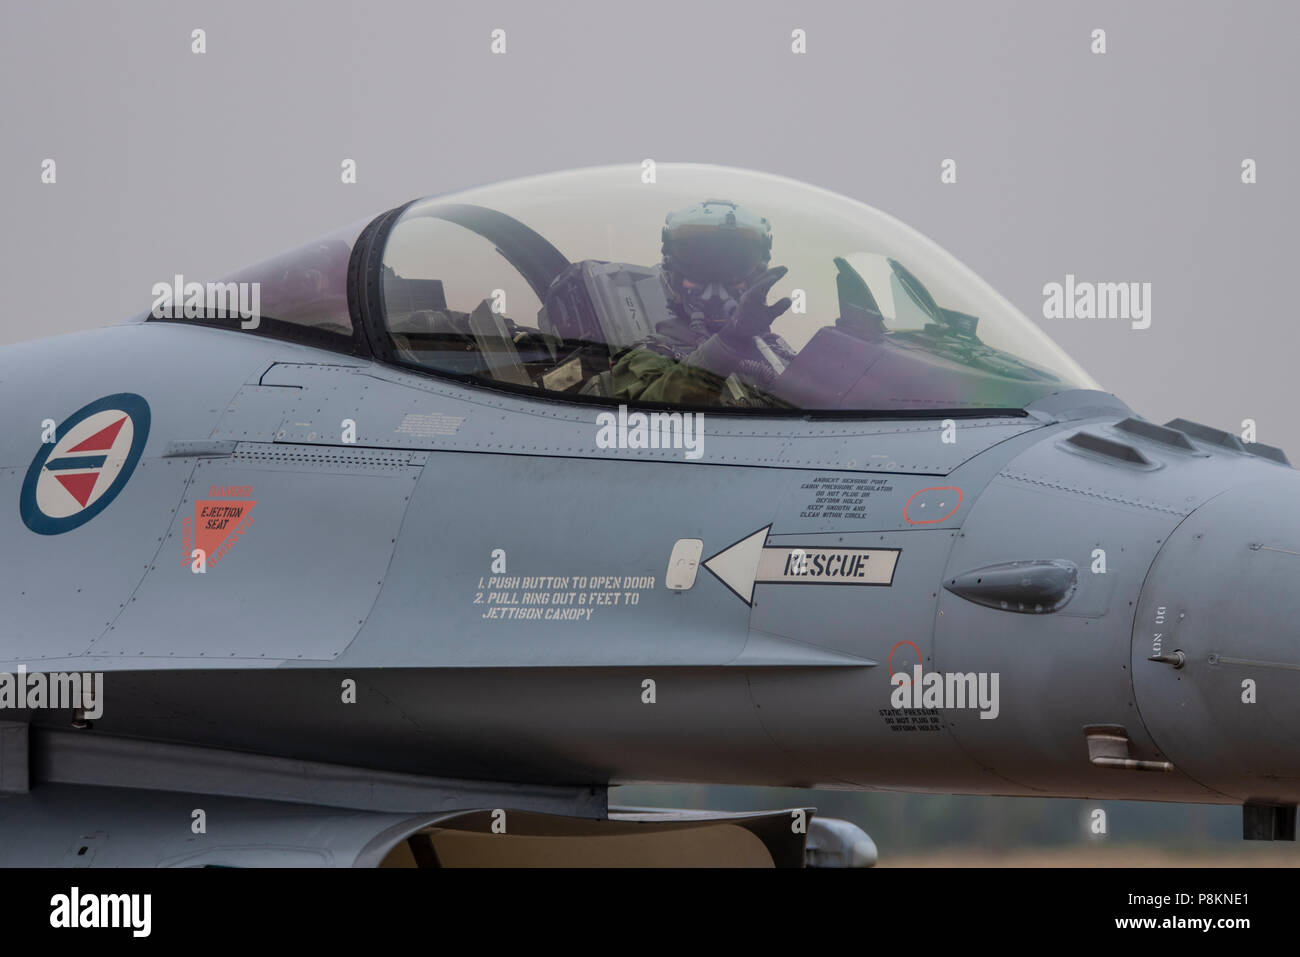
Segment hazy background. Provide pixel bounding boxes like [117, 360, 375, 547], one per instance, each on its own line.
[3, 0, 1297, 862]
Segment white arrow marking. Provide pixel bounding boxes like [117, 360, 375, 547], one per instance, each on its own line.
[703, 526, 771, 606]
[704, 526, 901, 606]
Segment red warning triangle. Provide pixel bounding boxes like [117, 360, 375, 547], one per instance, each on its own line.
[55, 472, 99, 507]
[195, 499, 257, 560]
[68, 416, 126, 453]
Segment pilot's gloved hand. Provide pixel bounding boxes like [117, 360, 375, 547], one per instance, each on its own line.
[719, 266, 792, 351]
[683, 266, 792, 381]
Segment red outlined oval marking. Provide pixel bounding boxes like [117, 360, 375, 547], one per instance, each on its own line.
[888, 640, 922, 684]
[903, 486, 962, 525]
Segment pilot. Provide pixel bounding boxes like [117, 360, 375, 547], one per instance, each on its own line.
[604, 199, 795, 405]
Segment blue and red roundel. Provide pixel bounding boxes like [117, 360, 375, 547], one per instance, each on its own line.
[20, 393, 151, 535]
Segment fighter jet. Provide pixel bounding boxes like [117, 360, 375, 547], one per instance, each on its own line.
[0, 163, 1294, 867]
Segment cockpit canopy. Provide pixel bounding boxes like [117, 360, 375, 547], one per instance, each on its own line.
[165, 165, 1097, 413]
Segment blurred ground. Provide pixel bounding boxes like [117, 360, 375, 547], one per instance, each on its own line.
[615, 784, 1300, 866]
[880, 845, 1300, 867]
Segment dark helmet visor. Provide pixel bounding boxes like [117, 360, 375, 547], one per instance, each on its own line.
[667, 227, 768, 285]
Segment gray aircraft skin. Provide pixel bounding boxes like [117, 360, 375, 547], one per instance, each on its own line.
[0, 164, 1295, 866]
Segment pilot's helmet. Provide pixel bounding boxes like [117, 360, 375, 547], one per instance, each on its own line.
[661, 199, 772, 327]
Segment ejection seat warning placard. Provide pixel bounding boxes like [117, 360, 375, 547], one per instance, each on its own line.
[475, 575, 656, 621]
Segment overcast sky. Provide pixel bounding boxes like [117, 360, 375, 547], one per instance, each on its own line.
[3, 0, 1297, 447]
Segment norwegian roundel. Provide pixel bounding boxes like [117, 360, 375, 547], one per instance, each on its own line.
[20, 393, 151, 535]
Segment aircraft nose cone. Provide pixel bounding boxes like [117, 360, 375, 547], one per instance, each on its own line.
[1133, 468, 1300, 800]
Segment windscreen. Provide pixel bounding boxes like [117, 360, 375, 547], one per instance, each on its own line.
[378, 165, 1097, 412]
[146, 218, 366, 348]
